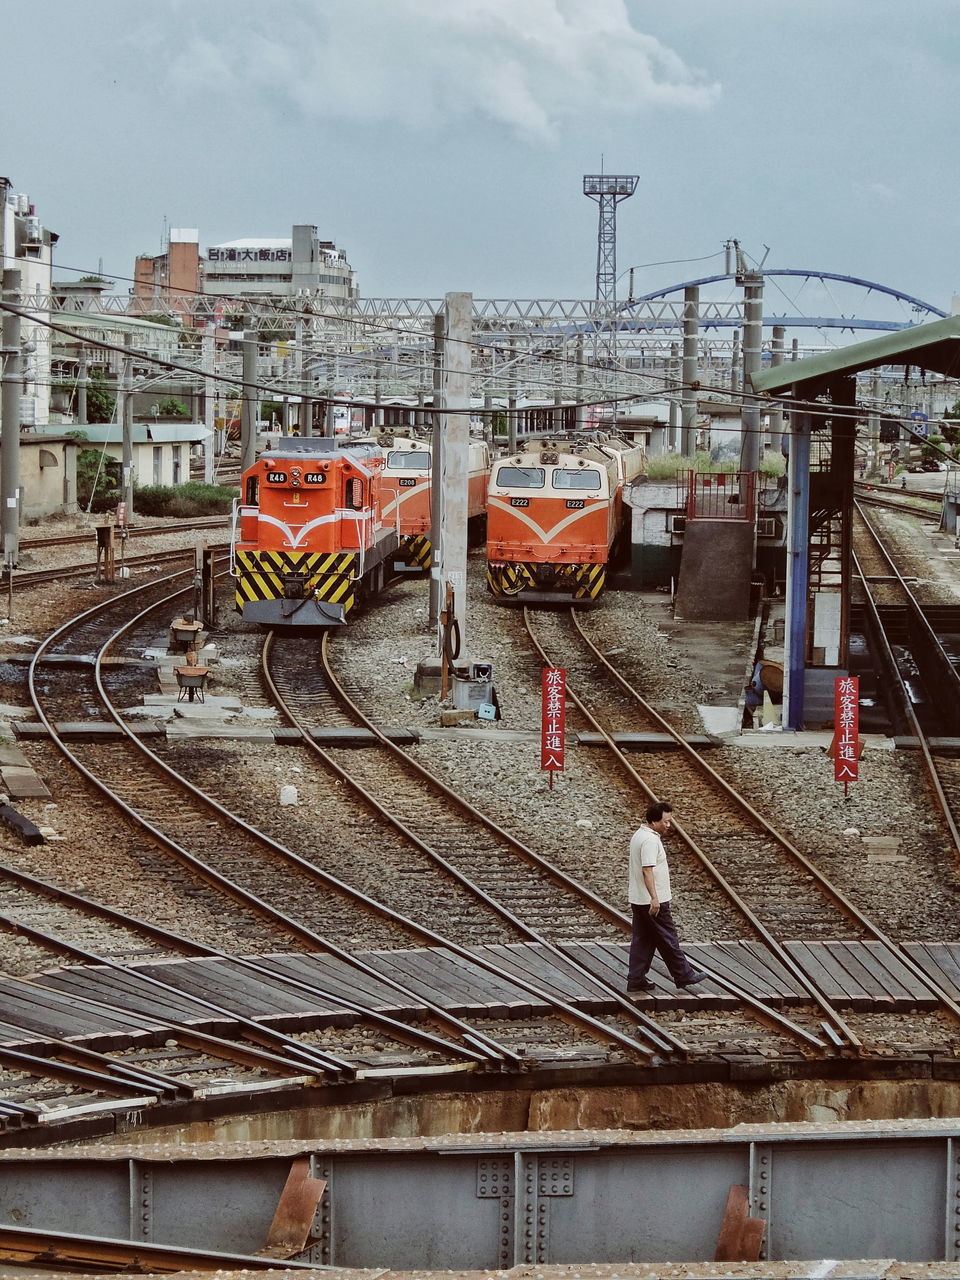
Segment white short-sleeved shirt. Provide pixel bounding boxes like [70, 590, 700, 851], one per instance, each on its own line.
[628, 824, 672, 905]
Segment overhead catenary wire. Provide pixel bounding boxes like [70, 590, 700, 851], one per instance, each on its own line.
[5, 295, 960, 462]
[3, 257, 960, 445]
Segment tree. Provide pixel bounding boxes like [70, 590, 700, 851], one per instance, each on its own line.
[156, 397, 189, 418]
[86, 369, 115, 424]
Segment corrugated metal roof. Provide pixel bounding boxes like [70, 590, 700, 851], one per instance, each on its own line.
[751, 313, 960, 395]
[31, 423, 211, 444]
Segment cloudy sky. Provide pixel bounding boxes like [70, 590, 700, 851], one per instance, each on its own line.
[4, 0, 958, 317]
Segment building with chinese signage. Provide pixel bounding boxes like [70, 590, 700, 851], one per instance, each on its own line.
[133, 224, 358, 317]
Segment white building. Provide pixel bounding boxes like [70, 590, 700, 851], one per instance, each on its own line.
[203, 225, 358, 301]
[1, 182, 58, 427]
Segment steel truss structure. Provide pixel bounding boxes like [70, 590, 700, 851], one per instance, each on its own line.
[25, 271, 950, 409]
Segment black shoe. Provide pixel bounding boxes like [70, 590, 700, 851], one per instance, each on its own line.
[676, 970, 708, 988]
[626, 980, 655, 993]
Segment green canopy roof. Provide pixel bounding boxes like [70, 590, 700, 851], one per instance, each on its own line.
[751, 313, 960, 396]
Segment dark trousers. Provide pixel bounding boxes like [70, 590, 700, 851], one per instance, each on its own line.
[627, 901, 695, 985]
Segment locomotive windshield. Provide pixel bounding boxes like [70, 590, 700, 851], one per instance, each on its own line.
[388, 450, 431, 470]
[496, 467, 545, 488]
[552, 468, 602, 490]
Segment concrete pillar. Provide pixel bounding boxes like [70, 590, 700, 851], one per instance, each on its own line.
[681, 286, 699, 458]
[868, 372, 881, 479]
[508, 337, 518, 453]
[202, 323, 215, 484]
[1, 270, 21, 563]
[668, 398, 680, 451]
[769, 324, 784, 453]
[739, 275, 763, 473]
[574, 334, 585, 432]
[429, 310, 445, 626]
[77, 350, 88, 427]
[121, 333, 135, 514]
[300, 396, 314, 437]
[240, 331, 257, 471]
[438, 291, 472, 650]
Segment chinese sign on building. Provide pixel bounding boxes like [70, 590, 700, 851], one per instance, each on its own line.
[207, 248, 291, 262]
[540, 668, 566, 787]
[833, 675, 860, 792]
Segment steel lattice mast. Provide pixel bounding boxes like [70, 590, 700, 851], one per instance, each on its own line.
[583, 173, 638, 367]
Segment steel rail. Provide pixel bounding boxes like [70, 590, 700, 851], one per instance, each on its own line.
[853, 503, 960, 858]
[0, 862, 476, 1069]
[11, 545, 216, 591]
[25, 571, 480, 1076]
[85, 580, 523, 1069]
[853, 492, 941, 523]
[19, 516, 229, 549]
[563, 601, 960, 1039]
[265, 631, 683, 1061]
[0, 972, 316, 1105]
[523, 608, 840, 1052]
[0, 865, 480, 1081]
[0, 1223, 318, 1273]
[846, 506, 960, 1024]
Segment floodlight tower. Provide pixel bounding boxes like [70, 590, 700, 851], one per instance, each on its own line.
[583, 173, 638, 367]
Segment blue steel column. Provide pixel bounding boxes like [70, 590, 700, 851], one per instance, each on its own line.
[784, 410, 811, 730]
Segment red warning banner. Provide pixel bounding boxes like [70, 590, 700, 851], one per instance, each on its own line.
[833, 675, 860, 786]
[541, 668, 566, 775]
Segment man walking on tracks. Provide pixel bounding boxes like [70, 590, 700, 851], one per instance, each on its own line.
[626, 801, 707, 995]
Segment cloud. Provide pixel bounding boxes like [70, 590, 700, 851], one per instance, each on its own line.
[169, 0, 719, 141]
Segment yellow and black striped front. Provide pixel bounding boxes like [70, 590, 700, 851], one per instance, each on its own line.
[235, 549, 359, 618]
[398, 534, 433, 571]
[487, 561, 606, 604]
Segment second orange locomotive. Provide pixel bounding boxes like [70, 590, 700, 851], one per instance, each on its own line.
[485, 434, 645, 604]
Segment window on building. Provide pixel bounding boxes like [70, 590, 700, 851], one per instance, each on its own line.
[172, 445, 182, 485]
[152, 446, 162, 486]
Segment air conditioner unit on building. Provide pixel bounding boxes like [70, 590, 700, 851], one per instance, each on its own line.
[757, 517, 779, 538]
[671, 514, 687, 533]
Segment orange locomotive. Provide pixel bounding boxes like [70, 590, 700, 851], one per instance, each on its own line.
[231, 437, 399, 627]
[378, 433, 491, 571]
[485, 435, 645, 604]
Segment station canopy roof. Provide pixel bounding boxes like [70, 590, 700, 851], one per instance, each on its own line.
[751, 314, 960, 398]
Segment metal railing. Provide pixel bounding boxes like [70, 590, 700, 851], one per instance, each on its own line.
[677, 469, 757, 520]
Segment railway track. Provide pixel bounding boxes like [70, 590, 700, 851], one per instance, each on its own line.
[4, 562, 669, 1080]
[853, 501, 960, 856]
[26, 571, 512, 1076]
[854, 483, 943, 523]
[10, 544, 223, 592]
[521, 602, 960, 1051]
[19, 516, 229, 550]
[249, 631, 828, 1059]
[257, 631, 697, 1061]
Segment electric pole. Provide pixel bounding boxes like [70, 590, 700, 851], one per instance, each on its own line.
[1, 269, 21, 565]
